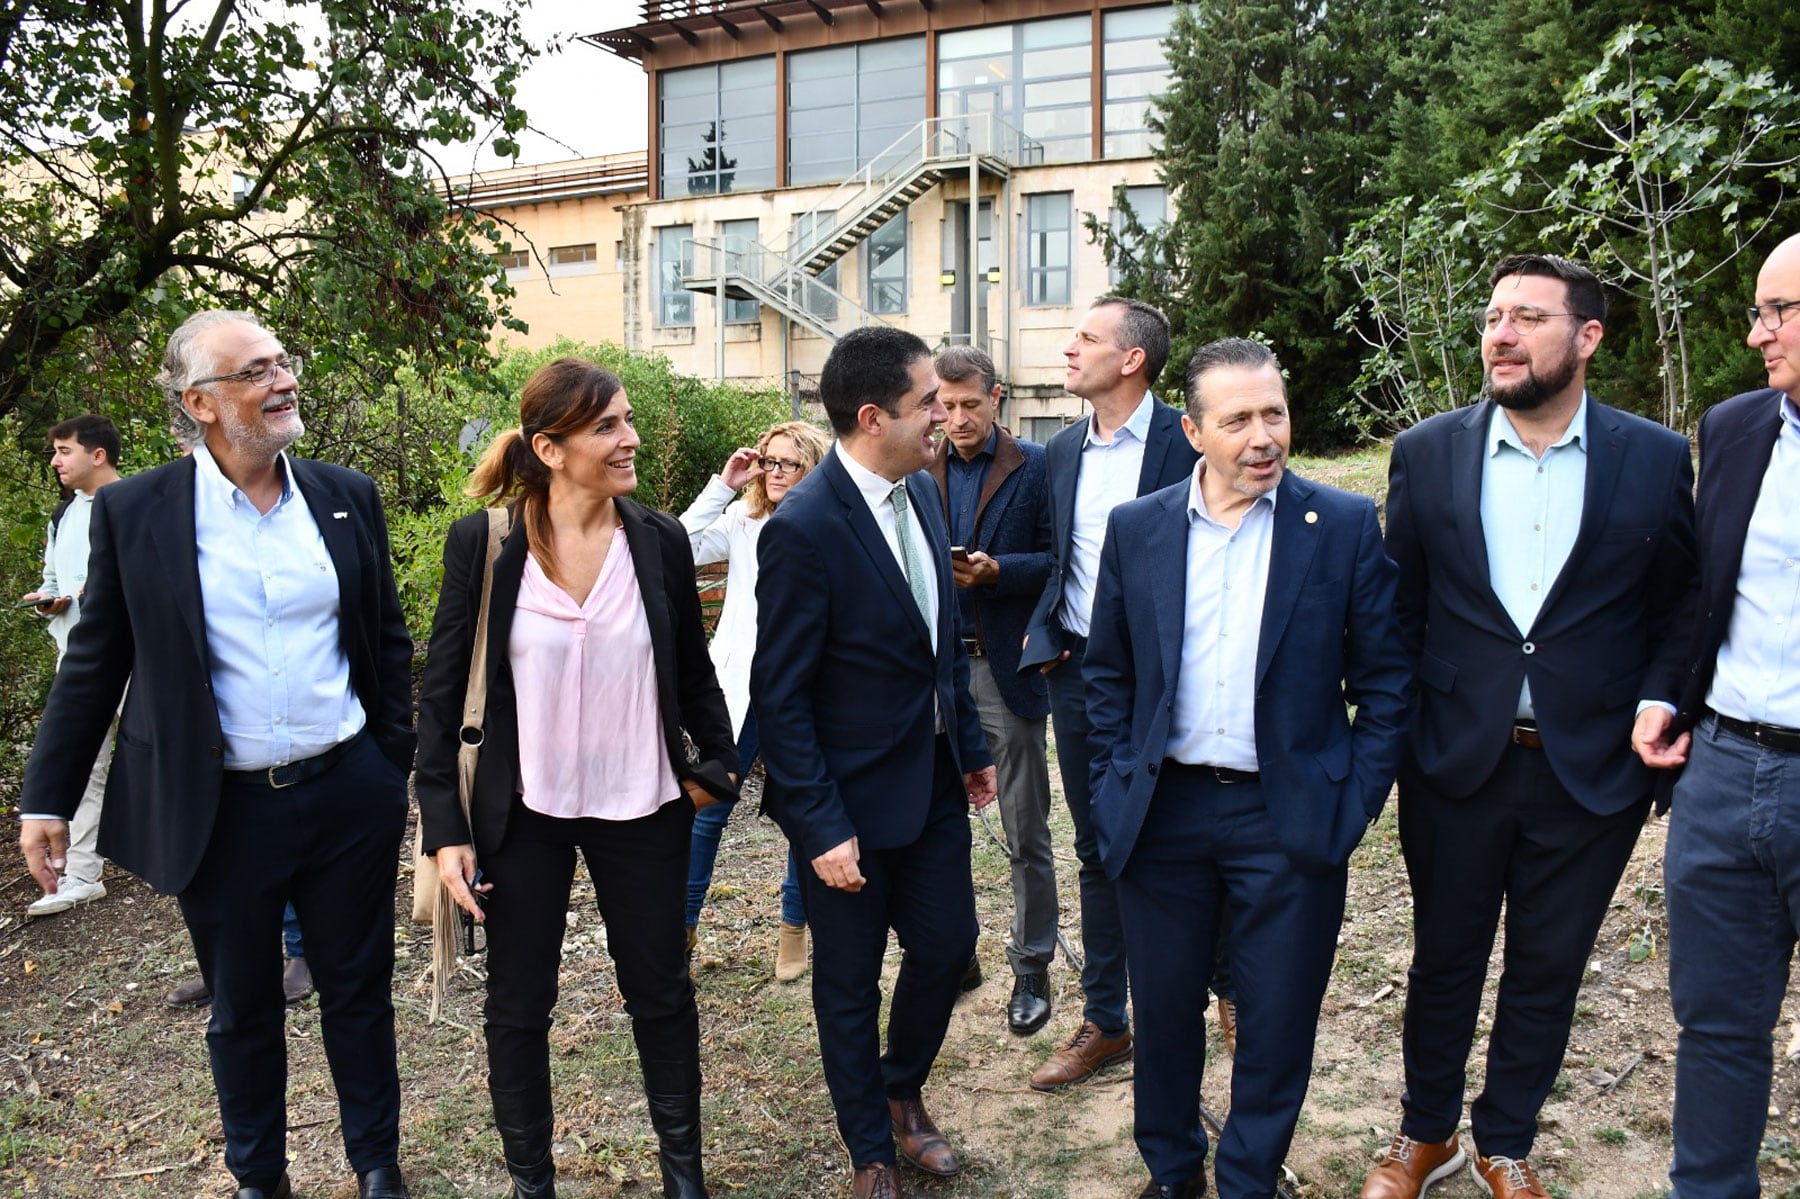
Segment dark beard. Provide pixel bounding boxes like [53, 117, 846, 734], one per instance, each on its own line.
[1482, 345, 1579, 412]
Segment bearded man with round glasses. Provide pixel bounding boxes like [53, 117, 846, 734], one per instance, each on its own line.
[17, 310, 416, 1199]
[1364, 254, 1698, 1199]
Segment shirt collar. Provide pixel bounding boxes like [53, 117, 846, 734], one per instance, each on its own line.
[1487, 392, 1589, 458]
[1085, 391, 1157, 448]
[192, 442, 295, 511]
[951, 427, 999, 466]
[1186, 462, 1278, 527]
[1779, 392, 1800, 435]
[834, 440, 907, 509]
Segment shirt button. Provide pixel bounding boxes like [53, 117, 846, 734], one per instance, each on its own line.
[1530, 583, 1539, 592]
[275, 715, 284, 724]
[1216, 727, 1226, 734]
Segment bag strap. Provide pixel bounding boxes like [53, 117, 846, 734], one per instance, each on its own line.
[459, 506, 510, 753]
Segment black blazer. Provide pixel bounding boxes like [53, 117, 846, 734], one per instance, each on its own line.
[1664, 388, 1786, 793]
[751, 450, 992, 862]
[415, 499, 736, 858]
[19, 455, 415, 894]
[1018, 398, 1198, 671]
[1385, 398, 1698, 816]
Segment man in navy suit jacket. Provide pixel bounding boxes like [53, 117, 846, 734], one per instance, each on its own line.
[752, 326, 997, 1199]
[1086, 337, 1409, 1199]
[1017, 296, 1201, 1092]
[1369, 255, 1697, 1199]
[1635, 231, 1800, 1199]
[927, 344, 1057, 1036]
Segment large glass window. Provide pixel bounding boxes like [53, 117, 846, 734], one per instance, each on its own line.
[719, 218, 760, 324]
[788, 38, 926, 187]
[655, 225, 693, 328]
[1024, 193, 1072, 306]
[659, 58, 777, 196]
[1109, 185, 1168, 283]
[1103, 6, 1174, 159]
[865, 214, 908, 315]
[939, 16, 1091, 164]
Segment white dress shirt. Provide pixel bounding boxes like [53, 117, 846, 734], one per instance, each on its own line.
[1061, 391, 1155, 638]
[834, 441, 940, 652]
[1165, 466, 1275, 771]
[192, 445, 364, 770]
[1708, 393, 1800, 727]
[1479, 397, 1587, 719]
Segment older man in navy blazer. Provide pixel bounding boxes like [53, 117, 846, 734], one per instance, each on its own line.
[753, 326, 997, 1199]
[1635, 231, 1800, 1199]
[1370, 254, 1696, 1199]
[1085, 337, 1410, 1199]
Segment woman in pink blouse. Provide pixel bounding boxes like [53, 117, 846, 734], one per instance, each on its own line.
[416, 359, 736, 1199]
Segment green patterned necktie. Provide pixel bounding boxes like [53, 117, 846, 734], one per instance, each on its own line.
[888, 483, 932, 624]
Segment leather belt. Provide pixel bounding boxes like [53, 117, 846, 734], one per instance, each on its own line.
[1167, 760, 1261, 785]
[226, 732, 363, 790]
[1511, 722, 1543, 750]
[962, 636, 985, 658]
[1715, 713, 1800, 754]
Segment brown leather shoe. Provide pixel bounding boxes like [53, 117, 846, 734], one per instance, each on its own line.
[164, 975, 212, 1009]
[1359, 1133, 1466, 1199]
[888, 1097, 959, 1177]
[1214, 995, 1238, 1059]
[282, 958, 314, 1005]
[1471, 1154, 1549, 1198]
[1028, 1020, 1132, 1091]
[852, 1161, 902, 1198]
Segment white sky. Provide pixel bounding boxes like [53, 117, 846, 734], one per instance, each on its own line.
[449, 0, 652, 172]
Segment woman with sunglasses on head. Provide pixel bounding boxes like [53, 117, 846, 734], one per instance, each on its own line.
[417, 358, 737, 1199]
[679, 420, 832, 982]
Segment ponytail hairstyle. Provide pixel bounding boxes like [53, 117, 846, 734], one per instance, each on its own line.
[467, 358, 626, 586]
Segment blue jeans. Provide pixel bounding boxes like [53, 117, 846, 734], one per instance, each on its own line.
[1667, 716, 1800, 1198]
[685, 714, 806, 929]
[282, 903, 304, 961]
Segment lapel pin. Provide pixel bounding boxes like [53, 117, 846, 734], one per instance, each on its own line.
[332, 511, 348, 519]
[1304, 510, 1319, 524]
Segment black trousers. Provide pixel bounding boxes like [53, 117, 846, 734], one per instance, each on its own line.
[481, 795, 700, 1095]
[799, 739, 978, 1166]
[1397, 744, 1646, 1158]
[176, 734, 408, 1187]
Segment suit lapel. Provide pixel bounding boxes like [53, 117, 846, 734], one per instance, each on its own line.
[146, 456, 210, 673]
[1538, 402, 1625, 616]
[908, 473, 953, 654]
[1147, 484, 1188, 695]
[823, 453, 932, 649]
[619, 500, 676, 705]
[1137, 402, 1179, 495]
[1451, 403, 1495, 598]
[293, 459, 362, 651]
[1706, 394, 1783, 609]
[1050, 420, 1085, 556]
[485, 513, 528, 693]
[972, 429, 1023, 539]
[1256, 473, 1321, 686]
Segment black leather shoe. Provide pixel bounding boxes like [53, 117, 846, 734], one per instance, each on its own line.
[1137, 1178, 1206, 1198]
[358, 1164, 411, 1198]
[959, 953, 982, 993]
[234, 1174, 292, 1199]
[1006, 972, 1051, 1035]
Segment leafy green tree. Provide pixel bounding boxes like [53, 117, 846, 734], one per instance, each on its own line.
[0, 0, 533, 432]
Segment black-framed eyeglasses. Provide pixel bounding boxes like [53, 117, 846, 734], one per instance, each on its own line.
[758, 457, 806, 476]
[1748, 301, 1800, 332]
[1479, 307, 1585, 335]
[191, 355, 304, 389]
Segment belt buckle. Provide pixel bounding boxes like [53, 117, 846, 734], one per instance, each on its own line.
[267, 764, 295, 789]
[1212, 767, 1239, 785]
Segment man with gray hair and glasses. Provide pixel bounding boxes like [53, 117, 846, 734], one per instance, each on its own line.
[17, 310, 416, 1199]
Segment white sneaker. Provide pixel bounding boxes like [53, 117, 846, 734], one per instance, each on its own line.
[27, 878, 106, 917]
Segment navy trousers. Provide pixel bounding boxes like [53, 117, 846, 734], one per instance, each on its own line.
[176, 734, 407, 1187]
[1115, 765, 1345, 1198]
[798, 738, 978, 1166]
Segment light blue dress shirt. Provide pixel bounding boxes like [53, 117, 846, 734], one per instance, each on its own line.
[1061, 391, 1155, 638]
[1708, 394, 1800, 728]
[1479, 397, 1588, 720]
[191, 445, 364, 771]
[1165, 466, 1275, 771]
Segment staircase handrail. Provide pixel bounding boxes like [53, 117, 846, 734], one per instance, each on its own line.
[683, 234, 891, 337]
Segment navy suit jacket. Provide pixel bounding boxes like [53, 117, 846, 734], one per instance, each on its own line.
[928, 426, 1052, 719]
[1384, 398, 1698, 815]
[19, 454, 414, 894]
[1084, 471, 1411, 876]
[1018, 398, 1199, 671]
[1662, 388, 1786, 804]
[752, 448, 993, 863]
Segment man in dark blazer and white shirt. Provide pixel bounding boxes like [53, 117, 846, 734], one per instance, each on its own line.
[17, 311, 415, 1199]
[1087, 337, 1409, 1198]
[1367, 256, 1697, 1199]
[1635, 231, 1800, 1199]
[1017, 296, 1202, 1091]
[753, 326, 997, 1199]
